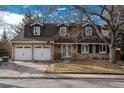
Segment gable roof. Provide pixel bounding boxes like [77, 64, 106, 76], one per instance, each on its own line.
[57, 23, 70, 26]
[30, 22, 44, 26]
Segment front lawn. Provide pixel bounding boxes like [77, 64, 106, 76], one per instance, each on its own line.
[46, 60, 124, 74]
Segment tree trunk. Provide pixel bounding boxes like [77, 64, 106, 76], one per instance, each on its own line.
[109, 45, 117, 64]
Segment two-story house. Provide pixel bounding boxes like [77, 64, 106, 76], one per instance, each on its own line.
[11, 22, 109, 61]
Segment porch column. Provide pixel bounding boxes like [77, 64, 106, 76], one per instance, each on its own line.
[11, 43, 14, 60]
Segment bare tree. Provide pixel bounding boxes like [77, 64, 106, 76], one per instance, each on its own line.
[31, 5, 57, 24]
[74, 5, 124, 64]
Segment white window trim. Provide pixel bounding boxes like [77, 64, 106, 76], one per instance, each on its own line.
[85, 27, 92, 36]
[61, 44, 72, 58]
[81, 44, 89, 54]
[99, 44, 107, 54]
[60, 27, 67, 36]
[33, 27, 41, 36]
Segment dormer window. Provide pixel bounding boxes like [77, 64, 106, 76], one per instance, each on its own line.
[33, 27, 40, 36]
[60, 27, 66, 36]
[85, 27, 92, 36]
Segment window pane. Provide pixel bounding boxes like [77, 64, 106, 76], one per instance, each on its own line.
[87, 28, 90, 34]
[99, 45, 102, 52]
[85, 45, 89, 52]
[62, 45, 66, 56]
[60, 27, 66, 35]
[68, 45, 71, 56]
[16, 46, 23, 48]
[99, 45, 106, 53]
[81, 45, 89, 53]
[34, 27, 40, 35]
[81, 45, 84, 53]
[85, 27, 92, 36]
[103, 45, 106, 52]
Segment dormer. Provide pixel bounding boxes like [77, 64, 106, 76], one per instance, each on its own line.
[30, 22, 44, 36]
[57, 23, 70, 36]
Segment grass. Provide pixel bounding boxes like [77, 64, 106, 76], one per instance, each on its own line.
[46, 60, 124, 74]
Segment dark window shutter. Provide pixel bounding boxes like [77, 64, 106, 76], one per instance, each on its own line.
[96, 44, 99, 53]
[107, 46, 110, 53]
[89, 44, 92, 53]
[83, 29, 86, 37]
[78, 44, 81, 53]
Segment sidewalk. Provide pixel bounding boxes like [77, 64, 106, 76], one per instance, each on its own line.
[0, 73, 124, 79]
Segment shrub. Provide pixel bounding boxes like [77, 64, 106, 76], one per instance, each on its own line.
[0, 48, 8, 57]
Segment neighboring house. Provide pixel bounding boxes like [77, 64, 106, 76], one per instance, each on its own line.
[11, 22, 109, 61]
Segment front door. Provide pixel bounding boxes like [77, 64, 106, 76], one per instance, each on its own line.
[61, 45, 72, 58]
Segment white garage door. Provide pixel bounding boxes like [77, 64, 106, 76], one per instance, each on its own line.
[14, 45, 32, 60]
[34, 46, 51, 60]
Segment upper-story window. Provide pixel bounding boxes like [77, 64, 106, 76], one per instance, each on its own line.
[60, 27, 66, 36]
[85, 27, 92, 36]
[33, 27, 41, 36]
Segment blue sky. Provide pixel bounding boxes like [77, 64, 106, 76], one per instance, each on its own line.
[0, 5, 73, 26]
[0, 5, 101, 24]
[3, 5, 71, 14]
[0, 5, 77, 24]
[0, 5, 103, 25]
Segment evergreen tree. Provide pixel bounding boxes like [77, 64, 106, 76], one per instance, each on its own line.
[1, 29, 8, 42]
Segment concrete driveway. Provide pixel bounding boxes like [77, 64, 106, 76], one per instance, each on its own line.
[0, 61, 49, 77]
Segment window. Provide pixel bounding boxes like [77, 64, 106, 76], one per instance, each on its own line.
[16, 46, 23, 48]
[85, 27, 92, 36]
[35, 46, 42, 48]
[24, 46, 31, 48]
[99, 45, 107, 53]
[81, 44, 89, 54]
[60, 27, 66, 36]
[33, 27, 41, 36]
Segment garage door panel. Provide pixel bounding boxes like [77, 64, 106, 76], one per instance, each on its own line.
[34, 48, 51, 60]
[14, 45, 32, 60]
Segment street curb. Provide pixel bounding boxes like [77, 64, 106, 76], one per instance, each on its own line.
[0, 74, 124, 79]
[46, 72, 124, 75]
[0, 77, 124, 79]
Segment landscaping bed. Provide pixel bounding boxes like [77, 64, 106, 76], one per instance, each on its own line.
[46, 60, 124, 74]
